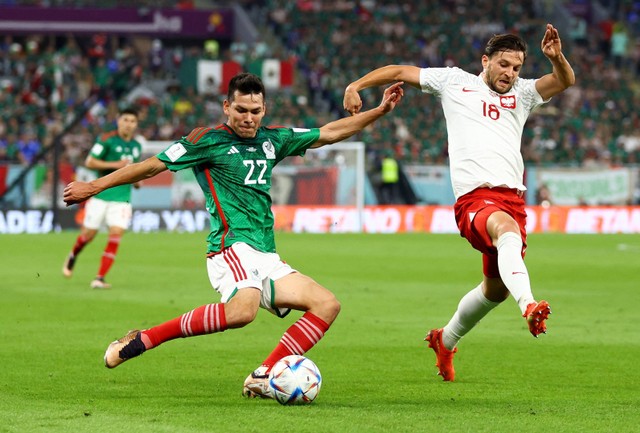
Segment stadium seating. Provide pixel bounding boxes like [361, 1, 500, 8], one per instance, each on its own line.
[0, 0, 639, 169]
[261, 0, 640, 166]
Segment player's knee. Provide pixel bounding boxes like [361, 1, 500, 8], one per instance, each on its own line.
[236, 308, 258, 326]
[325, 294, 341, 316]
[328, 297, 341, 322]
[487, 212, 520, 243]
[495, 290, 510, 303]
[226, 307, 258, 328]
[483, 280, 510, 303]
[83, 231, 97, 242]
[224, 295, 260, 328]
[317, 292, 341, 324]
[496, 222, 520, 240]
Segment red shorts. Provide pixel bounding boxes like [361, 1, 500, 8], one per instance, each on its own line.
[453, 187, 527, 278]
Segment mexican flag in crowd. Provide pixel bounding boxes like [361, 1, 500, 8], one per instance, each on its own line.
[246, 59, 294, 90]
[197, 59, 294, 94]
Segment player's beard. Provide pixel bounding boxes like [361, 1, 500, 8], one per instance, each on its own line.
[486, 69, 513, 94]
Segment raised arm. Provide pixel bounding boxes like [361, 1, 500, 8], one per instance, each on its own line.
[535, 23, 576, 100]
[343, 65, 421, 115]
[313, 82, 404, 148]
[63, 156, 168, 205]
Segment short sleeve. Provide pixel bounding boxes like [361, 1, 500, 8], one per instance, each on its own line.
[420, 67, 459, 96]
[515, 78, 547, 112]
[89, 139, 107, 159]
[156, 137, 211, 172]
[273, 127, 320, 161]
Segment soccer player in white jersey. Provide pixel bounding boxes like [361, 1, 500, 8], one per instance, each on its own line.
[63, 73, 404, 398]
[343, 23, 575, 381]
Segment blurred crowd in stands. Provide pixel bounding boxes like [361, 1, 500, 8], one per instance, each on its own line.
[1, 0, 639, 170]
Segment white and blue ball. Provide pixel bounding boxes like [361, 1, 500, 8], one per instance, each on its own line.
[269, 355, 322, 405]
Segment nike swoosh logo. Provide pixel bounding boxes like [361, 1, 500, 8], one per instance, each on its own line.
[462, 87, 477, 92]
[512, 271, 527, 275]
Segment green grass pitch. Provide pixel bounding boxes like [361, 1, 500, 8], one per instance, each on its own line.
[2, 232, 639, 432]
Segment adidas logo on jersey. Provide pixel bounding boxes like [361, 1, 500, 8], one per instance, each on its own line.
[227, 146, 239, 154]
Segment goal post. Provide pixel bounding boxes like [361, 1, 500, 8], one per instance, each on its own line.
[271, 141, 366, 231]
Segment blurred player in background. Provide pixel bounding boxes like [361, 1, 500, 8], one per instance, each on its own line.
[62, 107, 142, 289]
[63, 73, 404, 398]
[344, 24, 575, 381]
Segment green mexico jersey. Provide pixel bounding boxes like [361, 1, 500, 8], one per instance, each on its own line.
[90, 131, 142, 202]
[157, 124, 320, 254]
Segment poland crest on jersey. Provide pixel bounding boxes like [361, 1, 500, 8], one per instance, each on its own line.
[500, 95, 516, 109]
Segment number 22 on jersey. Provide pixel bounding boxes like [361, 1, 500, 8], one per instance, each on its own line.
[243, 159, 268, 185]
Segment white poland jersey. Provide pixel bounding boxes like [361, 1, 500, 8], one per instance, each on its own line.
[419, 67, 548, 199]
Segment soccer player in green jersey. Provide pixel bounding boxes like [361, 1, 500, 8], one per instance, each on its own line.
[63, 73, 404, 399]
[62, 107, 142, 289]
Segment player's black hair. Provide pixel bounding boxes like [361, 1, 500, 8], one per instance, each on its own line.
[484, 34, 528, 62]
[227, 72, 266, 101]
[119, 106, 139, 118]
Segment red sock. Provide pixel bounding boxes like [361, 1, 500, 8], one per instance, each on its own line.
[261, 312, 330, 371]
[96, 235, 120, 279]
[142, 303, 227, 349]
[71, 234, 90, 257]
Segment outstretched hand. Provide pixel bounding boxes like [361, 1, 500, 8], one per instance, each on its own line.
[63, 181, 94, 206]
[541, 23, 563, 60]
[378, 82, 404, 113]
[344, 82, 404, 115]
[343, 85, 363, 116]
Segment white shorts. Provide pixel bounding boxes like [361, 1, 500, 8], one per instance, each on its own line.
[83, 197, 133, 230]
[206, 242, 294, 318]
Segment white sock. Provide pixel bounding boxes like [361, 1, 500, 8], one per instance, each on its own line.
[497, 232, 535, 314]
[442, 283, 500, 350]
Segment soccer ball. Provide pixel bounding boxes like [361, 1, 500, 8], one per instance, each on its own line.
[269, 355, 322, 405]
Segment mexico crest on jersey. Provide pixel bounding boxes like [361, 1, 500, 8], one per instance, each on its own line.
[500, 95, 516, 109]
[262, 140, 276, 159]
